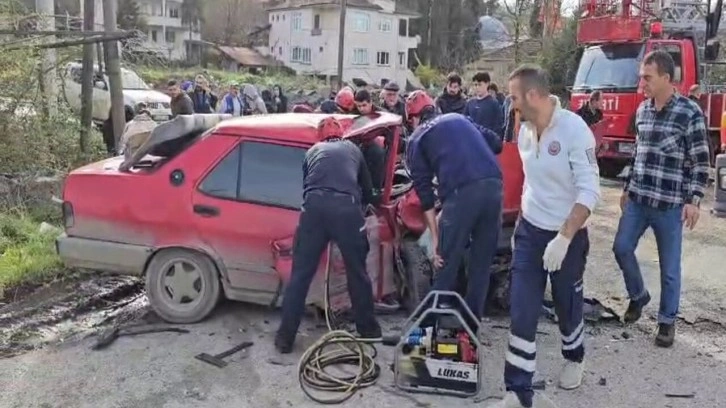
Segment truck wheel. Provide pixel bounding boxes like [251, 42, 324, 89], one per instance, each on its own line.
[145, 248, 221, 324]
[400, 240, 433, 313]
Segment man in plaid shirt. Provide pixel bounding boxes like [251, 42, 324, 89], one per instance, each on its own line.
[613, 50, 710, 348]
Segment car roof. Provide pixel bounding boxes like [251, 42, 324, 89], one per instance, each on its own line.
[214, 112, 403, 144]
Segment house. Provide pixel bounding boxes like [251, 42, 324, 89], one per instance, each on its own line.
[135, 0, 202, 61]
[215, 45, 285, 73]
[264, 0, 421, 88]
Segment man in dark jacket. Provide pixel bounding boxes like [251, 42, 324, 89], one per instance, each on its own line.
[275, 117, 382, 353]
[354, 89, 380, 115]
[188, 76, 217, 113]
[406, 90, 503, 320]
[575, 90, 604, 126]
[167, 79, 194, 117]
[435, 72, 467, 114]
[465, 72, 504, 138]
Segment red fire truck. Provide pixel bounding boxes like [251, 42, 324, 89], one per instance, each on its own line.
[571, 0, 725, 176]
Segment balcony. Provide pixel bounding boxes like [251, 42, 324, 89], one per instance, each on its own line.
[145, 14, 184, 28]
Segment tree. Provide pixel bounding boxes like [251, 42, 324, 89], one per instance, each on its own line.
[502, 0, 534, 64]
[539, 10, 580, 96]
[117, 0, 147, 32]
[483, 0, 500, 15]
[181, 0, 204, 41]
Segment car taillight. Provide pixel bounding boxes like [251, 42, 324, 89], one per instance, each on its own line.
[62, 201, 74, 228]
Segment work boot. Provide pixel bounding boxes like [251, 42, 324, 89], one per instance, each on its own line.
[274, 331, 294, 354]
[357, 322, 382, 340]
[558, 360, 584, 390]
[623, 291, 651, 323]
[655, 323, 675, 348]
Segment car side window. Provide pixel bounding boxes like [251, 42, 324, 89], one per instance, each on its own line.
[238, 142, 306, 209]
[199, 145, 241, 199]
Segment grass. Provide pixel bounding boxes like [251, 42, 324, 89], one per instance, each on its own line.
[0, 213, 63, 297]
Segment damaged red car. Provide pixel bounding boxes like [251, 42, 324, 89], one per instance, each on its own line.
[57, 112, 523, 323]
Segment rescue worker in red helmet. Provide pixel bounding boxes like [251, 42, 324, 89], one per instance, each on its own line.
[335, 87, 357, 114]
[405, 90, 503, 321]
[275, 117, 382, 353]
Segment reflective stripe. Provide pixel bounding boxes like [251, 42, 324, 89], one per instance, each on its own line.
[509, 333, 536, 354]
[505, 350, 536, 373]
[562, 320, 585, 351]
[562, 320, 584, 343]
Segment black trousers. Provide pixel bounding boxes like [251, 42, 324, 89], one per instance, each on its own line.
[277, 192, 378, 341]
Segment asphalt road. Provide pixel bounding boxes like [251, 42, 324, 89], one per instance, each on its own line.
[1, 180, 726, 408]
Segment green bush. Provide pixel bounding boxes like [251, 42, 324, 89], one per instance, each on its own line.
[0, 213, 62, 295]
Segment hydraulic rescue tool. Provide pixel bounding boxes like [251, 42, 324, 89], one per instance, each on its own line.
[388, 290, 482, 397]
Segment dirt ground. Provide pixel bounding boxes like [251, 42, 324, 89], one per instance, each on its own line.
[1, 180, 726, 408]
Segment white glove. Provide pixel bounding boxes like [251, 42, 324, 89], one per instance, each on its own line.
[542, 233, 571, 273]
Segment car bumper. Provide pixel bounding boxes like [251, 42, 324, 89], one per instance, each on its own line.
[56, 233, 152, 275]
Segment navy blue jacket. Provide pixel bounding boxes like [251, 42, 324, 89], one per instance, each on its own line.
[406, 113, 502, 211]
[464, 95, 504, 138]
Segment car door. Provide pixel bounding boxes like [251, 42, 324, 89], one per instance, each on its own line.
[190, 136, 308, 305]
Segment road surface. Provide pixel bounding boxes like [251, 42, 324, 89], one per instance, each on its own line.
[1, 180, 725, 408]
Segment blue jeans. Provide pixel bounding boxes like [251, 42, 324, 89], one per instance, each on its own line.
[612, 200, 683, 325]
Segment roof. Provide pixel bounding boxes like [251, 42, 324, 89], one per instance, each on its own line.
[265, 0, 382, 11]
[215, 112, 403, 145]
[216, 46, 282, 67]
[479, 38, 542, 60]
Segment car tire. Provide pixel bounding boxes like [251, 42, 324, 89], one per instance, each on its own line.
[145, 248, 221, 324]
[400, 239, 433, 313]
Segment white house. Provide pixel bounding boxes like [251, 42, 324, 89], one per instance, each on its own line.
[264, 0, 421, 87]
[136, 0, 202, 61]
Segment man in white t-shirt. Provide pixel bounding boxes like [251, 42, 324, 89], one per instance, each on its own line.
[488, 65, 601, 408]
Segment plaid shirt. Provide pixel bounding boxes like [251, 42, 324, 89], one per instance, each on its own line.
[624, 94, 710, 210]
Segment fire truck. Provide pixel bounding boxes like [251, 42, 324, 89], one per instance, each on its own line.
[571, 0, 725, 176]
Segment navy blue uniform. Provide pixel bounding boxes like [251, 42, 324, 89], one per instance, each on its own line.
[276, 138, 380, 350]
[464, 96, 505, 139]
[406, 113, 503, 319]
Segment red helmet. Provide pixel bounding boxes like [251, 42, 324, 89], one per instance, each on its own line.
[335, 88, 356, 112]
[318, 117, 344, 141]
[405, 90, 435, 118]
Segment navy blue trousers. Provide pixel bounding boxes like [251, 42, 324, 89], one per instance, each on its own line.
[277, 192, 378, 343]
[505, 218, 588, 408]
[432, 178, 502, 319]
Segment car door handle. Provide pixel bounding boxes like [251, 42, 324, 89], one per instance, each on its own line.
[193, 204, 220, 217]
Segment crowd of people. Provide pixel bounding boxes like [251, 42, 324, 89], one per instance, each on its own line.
[274, 50, 710, 408]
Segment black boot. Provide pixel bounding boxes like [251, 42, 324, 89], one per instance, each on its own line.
[357, 321, 382, 339]
[624, 291, 651, 323]
[274, 330, 294, 354]
[655, 323, 675, 348]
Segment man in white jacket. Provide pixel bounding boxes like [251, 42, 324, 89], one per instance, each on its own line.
[488, 65, 601, 408]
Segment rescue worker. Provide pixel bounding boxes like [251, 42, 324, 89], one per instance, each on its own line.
[405, 90, 503, 320]
[274, 117, 382, 353]
[489, 65, 601, 408]
[335, 87, 358, 114]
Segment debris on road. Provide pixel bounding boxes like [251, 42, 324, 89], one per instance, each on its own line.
[598, 377, 607, 386]
[92, 325, 190, 350]
[194, 341, 254, 368]
[665, 392, 696, 399]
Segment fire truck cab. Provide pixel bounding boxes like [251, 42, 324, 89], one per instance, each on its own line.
[571, 0, 723, 176]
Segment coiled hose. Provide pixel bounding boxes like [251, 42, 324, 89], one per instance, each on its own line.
[297, 244, 386, 404]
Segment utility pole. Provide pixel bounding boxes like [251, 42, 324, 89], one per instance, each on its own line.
[80, 0, 96, 152]
[103, 0, 126, 153]
[336, 0, 347, 90]
[35, 0, 57, 115]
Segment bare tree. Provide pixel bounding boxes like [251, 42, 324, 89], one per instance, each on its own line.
[502, 0, 534, 64]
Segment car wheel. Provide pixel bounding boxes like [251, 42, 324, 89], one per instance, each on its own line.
[400, 239, 433, 313]
[145, 248, 221, 324]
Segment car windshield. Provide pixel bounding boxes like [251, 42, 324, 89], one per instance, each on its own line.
[573, 43, 645, 91]
[119, 68, 150, 90]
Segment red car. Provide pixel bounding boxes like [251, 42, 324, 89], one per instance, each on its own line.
[57, 112, 523, 323]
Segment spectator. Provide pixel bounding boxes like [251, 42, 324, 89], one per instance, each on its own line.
[218, 83, 246, 116]
[120, 102, 157, 160]
[575, 90, 604, 126]
[688, 84, 702, 104]
[354, 89, 380, 115]
[464, 72, 504, 138]
[101, 105, 135, 155]
[261, 89, 275, 113]
[188, 75, 217, 113]
[272, 85, 288, 113]
[167, 79, 194, 117]
[435, 72, 467, 114]
[488, 83, 505, 105]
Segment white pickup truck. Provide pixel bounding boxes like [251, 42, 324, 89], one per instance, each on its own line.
[63, 62, 172, 124]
